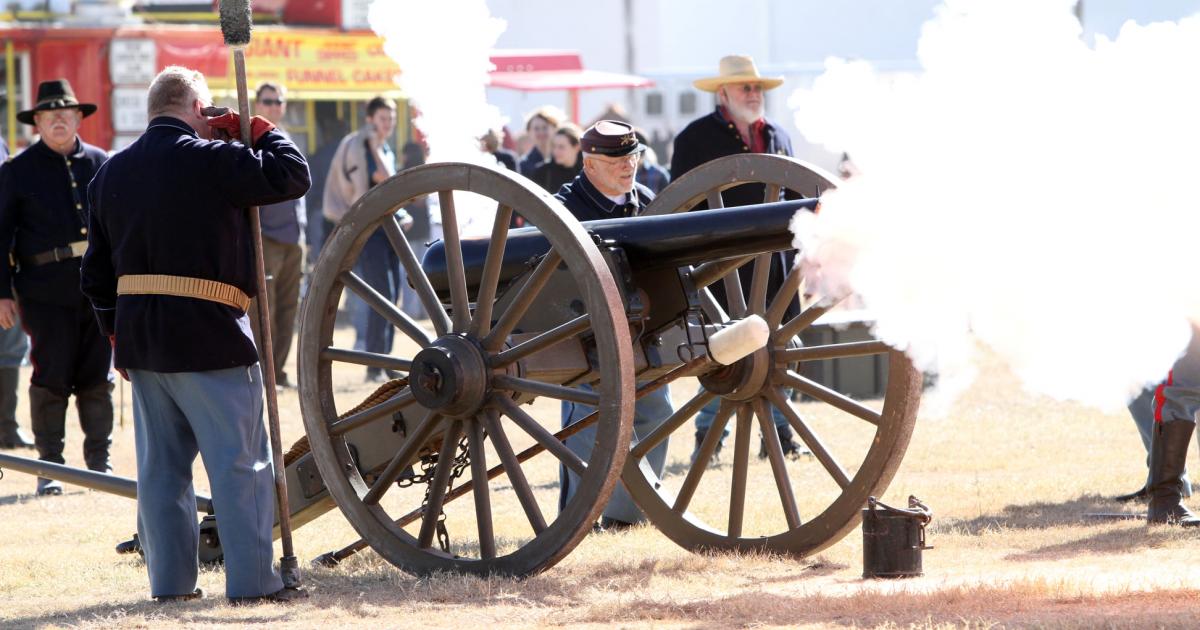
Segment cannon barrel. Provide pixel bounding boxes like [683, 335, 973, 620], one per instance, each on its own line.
[0, 452, 213, 513]
[422, 197, 818, 295]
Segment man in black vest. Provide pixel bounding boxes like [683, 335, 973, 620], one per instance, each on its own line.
[670, 55, 808, 462]
[0, 79, 112, 494]
[555, 121, 675, 530]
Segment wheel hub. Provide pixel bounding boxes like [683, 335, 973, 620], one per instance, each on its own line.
[698, 346, 770, 401]
[409, 335, 490, 418]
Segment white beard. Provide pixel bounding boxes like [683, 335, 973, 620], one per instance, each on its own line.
[724, 98, 764, 125]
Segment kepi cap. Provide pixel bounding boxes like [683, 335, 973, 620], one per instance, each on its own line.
[581, 120, 645, 158]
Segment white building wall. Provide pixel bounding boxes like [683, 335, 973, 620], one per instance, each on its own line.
[486, 0, 630, 133]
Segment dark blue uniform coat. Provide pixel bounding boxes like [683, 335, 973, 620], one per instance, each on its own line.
[82, 117, 310, 372]
[668, 108, 800, 321]
[669, 107, 794, 207]
[0, 138, 108, 307]
[553, 170, 654, 222]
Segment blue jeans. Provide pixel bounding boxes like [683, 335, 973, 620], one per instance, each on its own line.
[559, 383, 674, 524]
[129, 364, 283, 599]
[355, 229, 403, 375]
[693, 390, 792, 441]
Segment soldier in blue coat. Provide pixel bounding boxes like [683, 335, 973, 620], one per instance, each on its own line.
[81, 66, 311, 603]
[555, 120, 675, 531]
[0, 79, 113, 493]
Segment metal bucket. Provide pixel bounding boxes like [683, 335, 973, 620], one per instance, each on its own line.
[862, 495, 932, 579]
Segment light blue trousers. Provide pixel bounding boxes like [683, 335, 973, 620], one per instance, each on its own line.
[130, 365, 283, 599]
[694, 391, 791, 440]
[560, 384, 674, 525]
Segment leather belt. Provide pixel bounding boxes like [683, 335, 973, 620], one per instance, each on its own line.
[22, 241, 88, 267]
[117, 274, 251, 312]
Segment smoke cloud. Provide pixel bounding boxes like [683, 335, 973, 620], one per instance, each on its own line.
[789, 0, 1200, 409]
[369, 0, 508, 236]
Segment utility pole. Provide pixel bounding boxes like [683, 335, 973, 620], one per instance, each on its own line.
[623, 0, 635, 117]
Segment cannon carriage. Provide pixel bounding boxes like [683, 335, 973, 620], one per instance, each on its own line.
[0, 153, 922, 578]
[294, 153, 922, 576]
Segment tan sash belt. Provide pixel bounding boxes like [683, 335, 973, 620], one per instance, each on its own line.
[117, 274, 251, 312]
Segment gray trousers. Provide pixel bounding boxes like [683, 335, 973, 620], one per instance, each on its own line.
[560, 384, 673, 525]
[130, 365, 283, 599]
[250, 239, 303, 384]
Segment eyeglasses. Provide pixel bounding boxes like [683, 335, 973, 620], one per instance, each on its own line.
[734, 84, 764, 94]
[259, 98, 285, 106]
[590, 153, 640, 168]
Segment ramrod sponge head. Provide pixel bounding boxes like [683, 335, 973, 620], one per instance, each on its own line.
[219, 0, 252, 47]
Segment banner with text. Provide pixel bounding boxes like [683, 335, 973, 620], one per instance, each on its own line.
[205, 31, 401, 96]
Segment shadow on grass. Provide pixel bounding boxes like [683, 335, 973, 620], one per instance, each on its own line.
[1006, 525, 1184, 562]
[1, 594, 294, 629]
[933, 492, 1200, 561]
[12, 548, 1198, 628]
[0, 487, 91, 506]
[934, 493, 1141, 535]
[0, 492, 32, 507]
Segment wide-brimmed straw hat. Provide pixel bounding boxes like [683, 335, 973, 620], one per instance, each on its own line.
[693, 55, 784, 93]
[17, 79, 97, 125]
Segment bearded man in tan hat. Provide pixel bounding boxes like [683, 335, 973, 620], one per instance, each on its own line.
[0, 78, 113, 494]
[671, 54, 791, 181]
[670, 55, 810, 463]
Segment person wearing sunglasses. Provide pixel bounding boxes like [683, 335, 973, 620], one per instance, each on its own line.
[670, 55, 810, 464]
[249, 82, 306, 390]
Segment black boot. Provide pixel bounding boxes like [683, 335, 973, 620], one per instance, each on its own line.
[29, 384, 69, 494]
[1146, 419, 1200, 526]
[759, 423, 812, 460]
[0, 367, 32, 449]
[75, 382, 114, 473]
[690, 429, 724, 465]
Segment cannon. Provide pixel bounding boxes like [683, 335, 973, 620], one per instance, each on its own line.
[0, 153, 922, 578]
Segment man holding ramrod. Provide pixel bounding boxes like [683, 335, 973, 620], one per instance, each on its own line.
[81, 66, 311, 603]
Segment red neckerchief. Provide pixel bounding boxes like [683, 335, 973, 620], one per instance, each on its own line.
[719, 106, 768, 153]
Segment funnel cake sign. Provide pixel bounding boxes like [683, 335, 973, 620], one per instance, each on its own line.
[207, 31, 401, 95]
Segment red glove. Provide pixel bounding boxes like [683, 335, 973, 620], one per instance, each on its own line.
[108, 335, 129, 382]
[207, 112, 277, 145]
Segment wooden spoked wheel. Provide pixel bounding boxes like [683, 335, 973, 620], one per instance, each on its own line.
[623, 154, 923, 556]
[297, 163, 634, 576]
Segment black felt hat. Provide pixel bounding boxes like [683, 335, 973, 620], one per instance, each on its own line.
[17, 79, 97, 125]
[581, 120, 645, 158]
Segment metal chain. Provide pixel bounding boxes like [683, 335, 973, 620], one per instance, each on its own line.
[391, 433, 472, 554]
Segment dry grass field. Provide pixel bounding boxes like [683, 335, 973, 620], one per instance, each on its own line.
[1, 325, 1199, 629]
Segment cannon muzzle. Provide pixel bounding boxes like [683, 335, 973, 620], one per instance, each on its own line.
[422, 197, 818, 296]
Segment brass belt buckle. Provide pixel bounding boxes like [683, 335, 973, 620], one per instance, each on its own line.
[69, 241, 88, 258]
